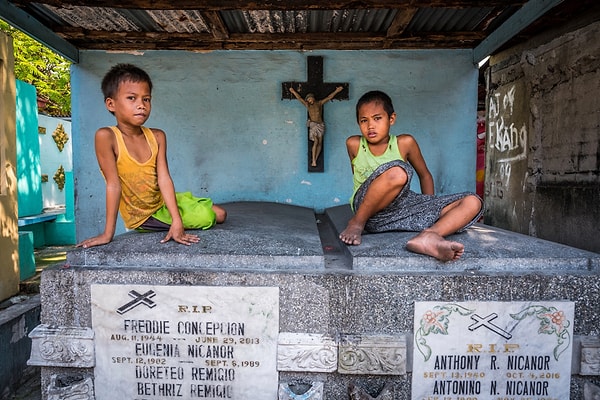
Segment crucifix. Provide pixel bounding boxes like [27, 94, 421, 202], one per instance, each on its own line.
[282, 56, 349, 172]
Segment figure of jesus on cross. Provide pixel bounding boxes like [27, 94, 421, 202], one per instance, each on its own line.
[289, 86, 343, 168]
[282, 56, 349, 172]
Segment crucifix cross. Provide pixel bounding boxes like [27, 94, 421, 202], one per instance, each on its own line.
[282, 56, 349, 172]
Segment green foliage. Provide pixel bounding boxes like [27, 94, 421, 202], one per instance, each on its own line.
[0, 20, 71, 116]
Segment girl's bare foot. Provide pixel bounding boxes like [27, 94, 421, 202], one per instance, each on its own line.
[339, 222, 364, 245]
[406, 230, 465, 261]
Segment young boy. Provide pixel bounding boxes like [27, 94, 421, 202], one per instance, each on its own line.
[77, 64, 226, 249]
[289, 86, 343, 167]
[339, 90, 483, 261]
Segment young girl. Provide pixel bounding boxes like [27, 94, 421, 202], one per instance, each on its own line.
[339, 90, 483, 261]
[77, 64, 226, 249]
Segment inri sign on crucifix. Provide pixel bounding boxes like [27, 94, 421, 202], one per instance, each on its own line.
[282, 56, 349, 172]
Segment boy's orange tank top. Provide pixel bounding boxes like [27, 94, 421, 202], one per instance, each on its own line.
[111, 126, 164, 229]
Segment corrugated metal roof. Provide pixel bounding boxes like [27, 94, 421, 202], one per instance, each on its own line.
[1, 0, 593, 62]
[409, 7, 494, 31]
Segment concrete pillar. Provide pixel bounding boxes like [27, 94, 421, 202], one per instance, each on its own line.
[0, 32, 19, 301]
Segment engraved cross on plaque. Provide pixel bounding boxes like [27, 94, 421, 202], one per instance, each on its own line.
[468, 313, 513, 339]
[282, 56, 349, 172]
[117, 289, 157, 314]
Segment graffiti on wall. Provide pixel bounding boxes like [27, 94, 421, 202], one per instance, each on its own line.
[486, 84, 528, 199]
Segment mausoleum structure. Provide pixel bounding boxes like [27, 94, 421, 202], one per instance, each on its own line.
[2, 1, 598, 399]
[31, 202, 600, 399]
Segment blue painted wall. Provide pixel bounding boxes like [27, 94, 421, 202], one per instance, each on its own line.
[16, 81, 76, 247]
[72, 50, 478, 241]
[16, 80, 43, 217]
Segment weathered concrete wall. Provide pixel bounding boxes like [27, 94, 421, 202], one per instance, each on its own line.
[484, 19, 600, 253]
[0, 32, 19, 302]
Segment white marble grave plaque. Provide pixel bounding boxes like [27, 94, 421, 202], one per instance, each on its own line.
[412, 301, 574, 400]
[91, 285, 279, 400]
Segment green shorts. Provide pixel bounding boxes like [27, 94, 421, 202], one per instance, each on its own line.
[147, 191, 216, 231]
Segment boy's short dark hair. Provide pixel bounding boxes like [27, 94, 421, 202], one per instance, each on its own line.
[356, 90, 395, 121]
[101, 63, 153, 100]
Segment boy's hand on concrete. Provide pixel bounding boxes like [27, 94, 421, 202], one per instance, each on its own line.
[161, 226, 200, 245]
[76, 233, 113, 248]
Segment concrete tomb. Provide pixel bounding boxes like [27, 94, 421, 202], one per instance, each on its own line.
[30, 202, 600, 399]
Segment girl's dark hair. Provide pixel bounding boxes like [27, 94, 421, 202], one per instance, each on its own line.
[355, 90, 395, 121]
[101, 63, 153, 100]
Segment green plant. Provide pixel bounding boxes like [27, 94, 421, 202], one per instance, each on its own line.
[0, 20, 71, 116]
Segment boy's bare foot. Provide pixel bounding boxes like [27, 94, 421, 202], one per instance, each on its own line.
[406, 230, 464, 261]
[339, 222, 364, 245]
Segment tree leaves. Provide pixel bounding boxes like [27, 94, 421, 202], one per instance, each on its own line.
[1, 20, 71, 116]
